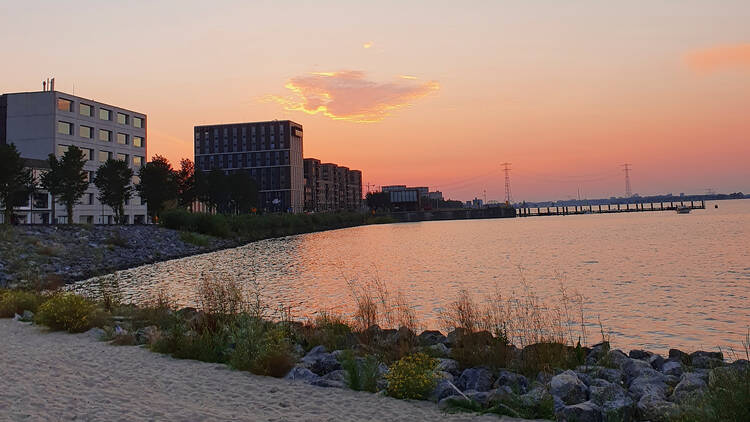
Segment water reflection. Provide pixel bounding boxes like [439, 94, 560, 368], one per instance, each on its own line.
[71, 200, 750, 353]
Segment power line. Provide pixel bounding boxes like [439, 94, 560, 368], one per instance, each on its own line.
[501, 162, 512, 204]
[622, 163, 632, 198]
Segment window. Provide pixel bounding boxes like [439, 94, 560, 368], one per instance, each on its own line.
[79, 215, 93, 224]
[80, 125, 93, 139]
[133, 136, 143, 147]
[33, 193, 49, 209]
[85, 193, 94, 205]
[117, 153, 128, 162]
[57, 121, 72, 135]
[99, 150, 111, 162]
[87, 171, 95, 183]
[99, 129, 111, 142]
[133, 116, 144, 128]
[82, 148, 93, 161]
[56, 144, 69, 157]
[132, 156, 143, 167]
[57, 98, 73, 112]
[99, 108, 111, 120]
[117, 133, 128, 145]
[117, 112, 128, 125]
[80, 103, 93, 117]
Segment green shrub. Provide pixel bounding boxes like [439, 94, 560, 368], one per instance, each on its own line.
[672, 363, 750, 421]
[299, 312, 355, 351]
[519, 342, 584, 377]
[228, 315, 295, 377]
[152, 321, 230, 363]
[0, 289, 45, 318]
[34, 293, 104, 333]
[340, 350, 381, 392]
[385, 352, 438, 400]
[450, 330, 512, 370]
[179, 231, 211, 246]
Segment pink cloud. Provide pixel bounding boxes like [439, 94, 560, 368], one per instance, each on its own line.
[266, 71, 439, 122]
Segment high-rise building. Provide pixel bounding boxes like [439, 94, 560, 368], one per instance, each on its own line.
[194, 120, 304, 212]
[303, 158, 362, 212]
[0, 89, 148, 224]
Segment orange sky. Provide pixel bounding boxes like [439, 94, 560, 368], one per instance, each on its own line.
[2, 1, 749, 201]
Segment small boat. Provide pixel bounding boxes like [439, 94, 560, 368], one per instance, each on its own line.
[676, 206, 691, 214]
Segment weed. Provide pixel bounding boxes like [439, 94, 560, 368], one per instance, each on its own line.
[385, 352, 438, 400]
[179, 231, 211, 247]
[34, 293, 106, 333]
[0, 289, 46, 317]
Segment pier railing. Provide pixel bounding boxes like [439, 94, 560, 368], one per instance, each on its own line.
[518, 200, 705, 217]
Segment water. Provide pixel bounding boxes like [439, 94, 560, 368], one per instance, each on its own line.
[71, 199, 750, 354]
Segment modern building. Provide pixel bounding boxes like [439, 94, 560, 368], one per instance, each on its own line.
[303, 158, 362, 212]
[194, 120, 304, 213]
[0, 88, 148, 224]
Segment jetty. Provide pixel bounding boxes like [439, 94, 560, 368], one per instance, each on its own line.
[518, 200, 706, 217]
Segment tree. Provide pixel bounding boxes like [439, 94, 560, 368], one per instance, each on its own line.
[227, 170, 258, 214]
[136, 155, 177, 220]
[175, 158, 196, 210]
[205, 169, 231, 213]
[94, 159, 134, 225]
[366, 191, 391, 212]
[0, 144, 33, 225]
[41, 146, 89, 225]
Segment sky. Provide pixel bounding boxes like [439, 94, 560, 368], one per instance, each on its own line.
[2, 0, 749, 202]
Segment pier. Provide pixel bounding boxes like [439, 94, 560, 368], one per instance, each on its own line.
[518, 200, 705, 217]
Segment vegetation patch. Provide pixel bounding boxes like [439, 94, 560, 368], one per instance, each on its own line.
[385, 352, 438, 400]
[34, 293, 104, 333]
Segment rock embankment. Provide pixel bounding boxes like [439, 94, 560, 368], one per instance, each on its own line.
[0, 225, 235, 287]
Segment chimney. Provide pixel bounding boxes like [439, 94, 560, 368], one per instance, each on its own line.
[42, 80, 46, 91]
[50, 78, 55, 91]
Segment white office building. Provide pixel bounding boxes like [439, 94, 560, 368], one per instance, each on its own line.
[0, 88, 148, 224]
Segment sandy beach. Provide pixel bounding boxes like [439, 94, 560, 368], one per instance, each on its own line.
[0, 319, 541, 422]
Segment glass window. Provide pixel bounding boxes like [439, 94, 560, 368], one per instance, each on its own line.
[99, 108, 111, 120]
[133, 136, 143, 147]
[117, 133, 128, 145]
[80, 103, 93, 117]
[132, 156, 143, 167]
[57, 98, 73, 112]
[117, 112, 128, 125]
[85, 193, 94, 205]
[57, 121, 72, 135]
[99, 150, 111, 162]
[82, 148, 93, 161]
[80, 125, 93, 139]
[99, 129, 111, 142]
[87, 171, 95, 183]
[132, 175, 140, 184]
[33, 192, 48, 209]
[56, 144, 69, 157]
[117, 153, 128, 162]
[133, 116, 144, 128]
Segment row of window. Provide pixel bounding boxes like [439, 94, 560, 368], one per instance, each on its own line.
[57, 121, 144, 147]
[195, 124, 287, 139]
[56, 144, 143, 167]
[57, 98, 144, 128]
[197, 151, 293, 170]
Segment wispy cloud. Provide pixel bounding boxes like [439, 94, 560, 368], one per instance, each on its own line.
[363, 41, 373, 49]
[685, 43, 750, 72]
[265, 71, 439, 122]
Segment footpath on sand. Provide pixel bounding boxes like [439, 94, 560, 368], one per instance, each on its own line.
[0, 319, 543, 422]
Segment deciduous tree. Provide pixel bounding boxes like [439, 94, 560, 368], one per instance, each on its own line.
[94, 159, 134, 225]
[0, 143, 33, 225]
[41, 146, 89, 225]
[136, 155, 177, 220]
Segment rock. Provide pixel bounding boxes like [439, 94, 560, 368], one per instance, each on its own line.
[648, 354, 666, 371]
[84, 327, 106, 341]
[493, 370, 529, 394]
[456, 367, 494, 392]
[691, 355, 724, 369]
[435, 371, 454, 383]
[134, 325, 159, 345]
[321, 369, 347, 383]
[664, 374, 680, 387]
[307, 345, 327, 355]
[636, 394, 679, 422]
[550, 370, 588, 405]
[300, 347, 341, 375]
[671, 372, 707, 404]
[487, 385, 515, 404]
[668, 348, 690, 364]
[576, 365, 624, 385]
[585, 342, 610, 365]
[536, 371, 553, 385]
[628, 371, 668, 400]
[429, 380, 458, 402]
[445, 328, 468, 347]
[661, 360, 683, 377]
[310, 378, 347, 388]
[602, 349, 630, 369]
[465, 389, 493, 406]
[519, 384, 552, 408]
[622, 358, 657, 383]
[418, 330, 447, 346]
[628, 349, 651, 360]
[284, 366, 320, 383]
[21, 310, 34, 321]
[438, 395, 465, 410]
[589, 379, 635, 421]
[426, 343, 449, 357]
[556, 400, 602, 422]
[690, 350, 723, 361]
[435, 358, 460, 376]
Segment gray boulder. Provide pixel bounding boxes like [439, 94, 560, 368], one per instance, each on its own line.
[602, 349, 630, 369]
[418, 330, 446, 346]
[429, 380, 458, 402]
[465, 389, 493, 406]
[628, 349, 651, 360]
[519, 384, 552, 408]
[437, 395, 465, 410]
[21, 310, 34, 321]
[444, 328, 468, 347]
[426, 342, 449, 357]
[556, 400, 602, 422]
[435, 358, 460, 376]
[671, 372, 707, 404]
[637, 393, 678, 422]
[661, 360, 683, 377]
[284, 366, 320, 383]
[84, 327, 106, 341]
[585, 342, 610, 365]
[134, 325, 159, 345]
[622, 358, 657, 383]
[589, 379, 635, 422]
[493, 369, 529, 394]
[300, 346, 341, 375]
[628, 371, 668, 400]
[577, 365, 624, 385]
[487, 385, 515, 405]
[456, 367, 494, 392]
[691, 355, 724, 369]
[550, 370, 588, 405]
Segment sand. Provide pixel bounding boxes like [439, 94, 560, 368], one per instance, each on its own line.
[0, 319, 542, 422]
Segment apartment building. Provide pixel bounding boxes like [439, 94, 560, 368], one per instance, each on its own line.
[0, 89, 148, 224]
[303, 158, 362, 212]
[193, 120, 304, 213]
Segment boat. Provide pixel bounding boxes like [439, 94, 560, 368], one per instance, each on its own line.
[676, 206, 691, 214]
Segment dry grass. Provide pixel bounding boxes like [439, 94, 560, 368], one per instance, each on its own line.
[346, 273, 421, 333]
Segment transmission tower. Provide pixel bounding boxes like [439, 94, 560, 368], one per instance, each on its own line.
[622, 163, 632, 198]
[501, 162, 512, 204]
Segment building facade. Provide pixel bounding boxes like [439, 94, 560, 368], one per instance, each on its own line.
[303, 158, 362, 212]
[194, 120, 304, 213]
[0, 90, 148, 224]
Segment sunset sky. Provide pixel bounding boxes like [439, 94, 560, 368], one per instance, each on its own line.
[2, 1, 749, 201]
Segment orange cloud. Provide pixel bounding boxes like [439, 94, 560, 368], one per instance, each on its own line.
[363, 42, 373, 49]
[265, 71, 439, 122]
[685, 43, 750, 72]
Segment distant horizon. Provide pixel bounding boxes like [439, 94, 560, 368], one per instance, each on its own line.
[2, 1, 748, 201]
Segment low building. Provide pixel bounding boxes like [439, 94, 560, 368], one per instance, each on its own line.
[1, 88, 148, 224]
[303, 158, 362, 212]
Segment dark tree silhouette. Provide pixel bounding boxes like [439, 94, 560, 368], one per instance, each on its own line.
[175, 158, 196, 211]
[0, 143, 33, 225]
[136, 155, 177, 221]
[94, 159, 134, 225]
[41, 146, 89, 225]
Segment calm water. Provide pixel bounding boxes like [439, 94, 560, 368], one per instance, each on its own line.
[72, 199, 750, 354]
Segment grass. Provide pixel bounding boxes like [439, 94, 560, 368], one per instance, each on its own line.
[179, 231, 212, 247]
[442, 394, 555, 420]
[33, 293, 106, 333]
[0, 289, 46, 317]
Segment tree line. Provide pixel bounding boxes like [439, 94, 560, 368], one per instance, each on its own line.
[0, 143, 258, 225]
